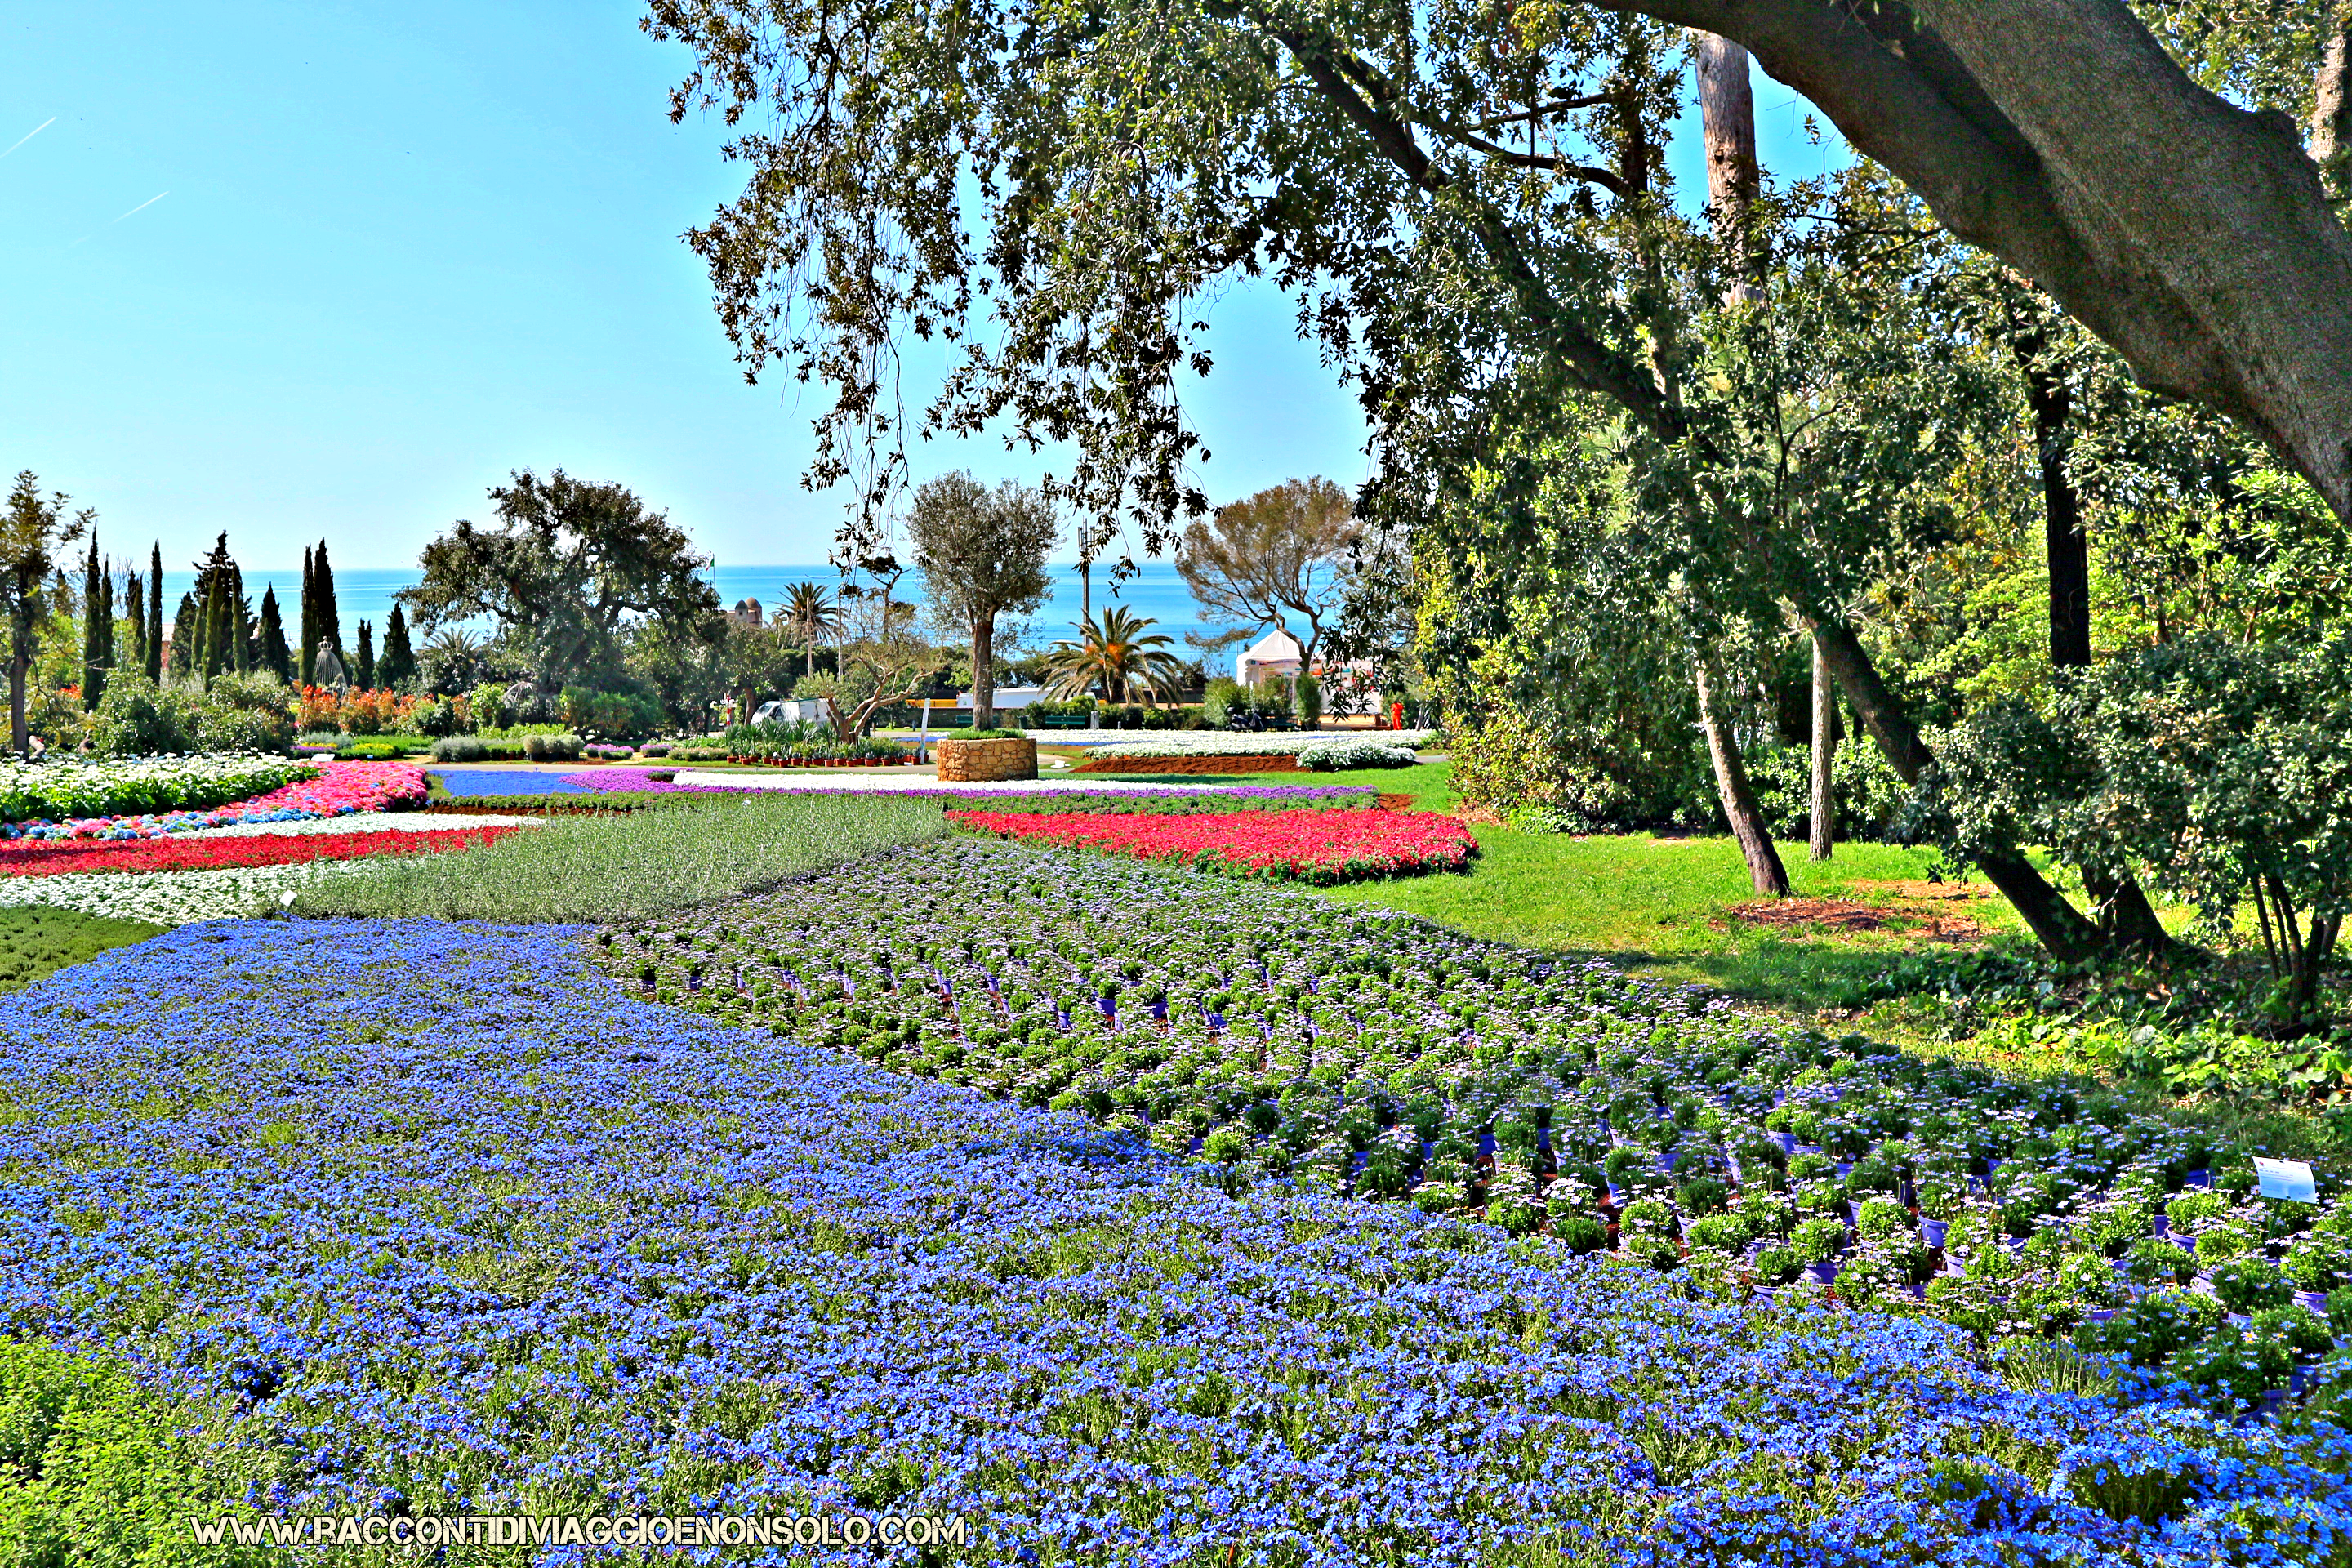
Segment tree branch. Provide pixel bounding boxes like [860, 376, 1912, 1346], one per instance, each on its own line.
[1595, 0, 2352, 524]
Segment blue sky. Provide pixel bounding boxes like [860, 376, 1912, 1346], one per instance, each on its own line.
[0, 5, 1842, 571]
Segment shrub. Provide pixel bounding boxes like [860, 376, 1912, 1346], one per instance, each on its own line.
[1294, 674, 1324, 730]
[82, 674, 200, 756]
[521, 733, 583, 761]
[430, 735, 488, 763]
[194, 673, 297, 754]
[1917, 633, 2352, 1021]
[1298, 741, 1418, 771]
[1752, 1245, 1802, 1285]
[2251, 1304, 2333, 1358]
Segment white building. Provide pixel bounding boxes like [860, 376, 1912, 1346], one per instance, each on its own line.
[1236, 629, 1304, 687]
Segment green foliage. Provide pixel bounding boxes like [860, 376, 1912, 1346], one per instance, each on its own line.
[0, 906, 163, 992]
[0, 1338, 269, 1566]
[82, 675, 200, 758]
[401, 470, 722, 693]
[190, 673, 296, 755]
[299, 792, 944, 922]
[1921, 634, 2352, 1018]
[558, 685, 663, 741]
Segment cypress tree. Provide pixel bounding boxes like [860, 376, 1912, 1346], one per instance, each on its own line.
[145, 545, 163, 684]
[381, 604, 415, 688]
[355, 619, 375, 688]
[168, 593, 198, 679]
[201, 572, 230, 679]
[124, 570, 145, 683]
[80, 537, 110, 710]
[258, 586, 292, 681]
[312, 540, 343, 671]
[229, 564, 253, 675]
[298, 546, 316, 685]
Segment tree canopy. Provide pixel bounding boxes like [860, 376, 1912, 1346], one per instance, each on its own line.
[399, 469, 723, 692]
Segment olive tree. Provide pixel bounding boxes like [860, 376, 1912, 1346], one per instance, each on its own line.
[906, 473, 1058, 729]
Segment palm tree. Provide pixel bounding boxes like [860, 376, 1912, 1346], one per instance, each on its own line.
[1040, 607, 1186, 705]
[783, 581, 840, 675]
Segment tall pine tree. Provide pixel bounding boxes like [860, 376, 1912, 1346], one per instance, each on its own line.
[311, 540, 343, 672]
[381, 604, 416, 688]
[168, 593, 198, 679]
[191, 534, 237, 679]
[355, 619, 375, 688]
[258, 586, 292, 681]
[298, 546, 316, 685]
[145, 545, 163, 683]
[80, 537, 112, 710]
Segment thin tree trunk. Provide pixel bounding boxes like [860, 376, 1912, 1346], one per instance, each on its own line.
[1694, 33, 1763, 301]
[2009, 326, 2094, 671]
[1807, 616, 2107, 960]
[2317, 1, 2351, 201]
[1695, 654, 1789, 896]
[8, 606, 25, 756]
[1809, 636, 1835, 861]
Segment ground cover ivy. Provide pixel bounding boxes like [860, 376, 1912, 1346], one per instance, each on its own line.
[6, 919, 2351, 1561]
[613, 840, 2352, 1417]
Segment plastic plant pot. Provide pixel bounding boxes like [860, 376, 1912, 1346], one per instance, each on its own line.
[1920, 1219, 1949, 1248]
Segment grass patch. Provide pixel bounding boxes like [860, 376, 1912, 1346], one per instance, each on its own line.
[296, 792, 943, 923]
[0, 905, 165, 991]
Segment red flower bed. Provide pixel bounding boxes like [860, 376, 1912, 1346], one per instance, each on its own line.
[0, 825, 519, 879]
[945, 808, 1474, 883]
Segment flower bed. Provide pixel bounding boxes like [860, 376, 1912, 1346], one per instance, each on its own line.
[1086, 729, 1437, 756]
[0, 755, 315, 830]
[0, 861, 380, 924]
[0, 760, 427, 844]
[0, 822, 516, 878]
[614, 841, 2352, 1416]
[6, 919, 2346, 1562]
[947, 804, 1472, 881]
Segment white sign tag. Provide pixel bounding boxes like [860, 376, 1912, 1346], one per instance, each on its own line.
[2255, 1157, 2318, 1203]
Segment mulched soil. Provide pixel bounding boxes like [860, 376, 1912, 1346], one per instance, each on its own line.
[1723, 895, 1986, 942]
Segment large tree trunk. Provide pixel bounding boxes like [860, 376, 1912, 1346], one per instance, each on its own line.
[972, 615, 996, 730]
[1615, 0, 2352, 525]
[1810, 637, 1835, 861]
[1695, 655, 1790, 897]
[1807, 617, 2107, 960]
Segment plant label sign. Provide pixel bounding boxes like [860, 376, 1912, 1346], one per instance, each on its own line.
[2254, 1157, 2318, 1203]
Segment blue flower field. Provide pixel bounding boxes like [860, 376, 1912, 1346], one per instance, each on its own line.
[5, 908, 2352, 1561]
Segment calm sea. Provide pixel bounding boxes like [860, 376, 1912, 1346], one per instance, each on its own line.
[147, 560, 1234, 655]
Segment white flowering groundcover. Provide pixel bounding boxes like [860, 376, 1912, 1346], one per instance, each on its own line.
[1089, 730, 1436, 760]
[0, 754, 313, 825]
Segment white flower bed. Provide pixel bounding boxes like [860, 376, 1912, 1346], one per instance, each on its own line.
[0, 860, 374, 926]
[193, 811, 541, 838]
[1088, 730, 1435, 759]
[1296, 740, 1421, 770]
[0, 753, 313, 825]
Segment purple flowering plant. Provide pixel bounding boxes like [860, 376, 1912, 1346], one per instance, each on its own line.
[7, 917, 2352, 1561]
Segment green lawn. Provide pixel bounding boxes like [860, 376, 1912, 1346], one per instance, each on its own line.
[1210, 761, 2018, 1012]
